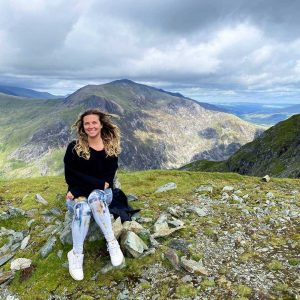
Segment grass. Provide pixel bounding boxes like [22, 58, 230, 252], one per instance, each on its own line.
[0, 170, 299, 299]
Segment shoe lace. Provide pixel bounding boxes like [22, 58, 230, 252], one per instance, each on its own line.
[108, 240, 119, 255]
[72, 253, 83, 269]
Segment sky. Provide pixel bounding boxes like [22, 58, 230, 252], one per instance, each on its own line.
[0, 0, 300, 103]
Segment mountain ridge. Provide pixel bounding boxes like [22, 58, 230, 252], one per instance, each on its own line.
[0, 79, 263, 178]
[181, 114, 300, 178]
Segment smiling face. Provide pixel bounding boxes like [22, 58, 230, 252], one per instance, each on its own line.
[83, 114, 102, 139]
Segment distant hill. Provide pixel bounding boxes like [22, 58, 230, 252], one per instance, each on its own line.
[0, 79, 263, 178]
[0, 85, 62, 99]
[214, 102, 300, 126]
[181, 114, 300, 178]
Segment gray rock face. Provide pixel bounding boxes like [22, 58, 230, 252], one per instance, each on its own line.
[20, 235, 30, 250]
[165, 247, 180, 270]
[39, 236, 57, 258]
[262, 175, 271, 182]
[194, 185, 213, 193]
[0, 254, 14, 267]
[35, 194, 48, 205]
[180, 256, 208, 275]
[120, 231, 148, 258]
[10, 258, 32, 271]
[155, 182, 177, 193]
[0, 271, 14, 285]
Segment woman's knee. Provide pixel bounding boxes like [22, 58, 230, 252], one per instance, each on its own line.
[73, 201, 92, 220]
[88, 189, 113, 205]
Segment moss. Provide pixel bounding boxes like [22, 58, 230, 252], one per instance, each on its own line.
[140, 282, 151, 289]
[235, 284, 252, 297]
[288, 258, 299, 266]
[0, 235, 10, 247]
[174, 283, 198, 298]
[267, 260, 284, 271]
[200, 278, 215, 289]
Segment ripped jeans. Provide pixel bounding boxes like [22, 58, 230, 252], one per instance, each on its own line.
[66, 188, 115, 254]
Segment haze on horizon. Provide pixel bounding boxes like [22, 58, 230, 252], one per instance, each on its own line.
[0, 0, 300, 104]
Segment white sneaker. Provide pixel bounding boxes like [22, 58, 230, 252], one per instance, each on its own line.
[67, 250, 84, 281]
[107, 239, 124, 267]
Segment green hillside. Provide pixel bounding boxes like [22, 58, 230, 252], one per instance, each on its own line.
[0, 80, 262, 179]
[0, 170, 299, 299]
[182, 114, 300, 178]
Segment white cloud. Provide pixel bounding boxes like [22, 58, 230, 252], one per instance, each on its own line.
[0, 0, 300, 103]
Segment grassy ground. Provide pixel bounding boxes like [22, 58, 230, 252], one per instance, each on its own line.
[0, 170, 299, 299]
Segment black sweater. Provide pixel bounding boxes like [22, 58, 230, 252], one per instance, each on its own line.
[64, 140, 118, 198]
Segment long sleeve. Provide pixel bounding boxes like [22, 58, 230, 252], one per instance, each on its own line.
[63, 141, 118, 198]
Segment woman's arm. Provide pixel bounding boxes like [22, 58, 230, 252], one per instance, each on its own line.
[103, 155, 118, 187]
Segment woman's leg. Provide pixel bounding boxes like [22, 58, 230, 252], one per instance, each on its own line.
[88, 189, 124, 266]
[67, 199, 91, 281]
[87, 189, 114, 242]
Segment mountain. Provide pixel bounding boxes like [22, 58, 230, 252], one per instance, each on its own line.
[214, 102, 300, 126]
[181, 114, 300, 178]
[0, 85, 62, 99]
[0, 79, 263, 178]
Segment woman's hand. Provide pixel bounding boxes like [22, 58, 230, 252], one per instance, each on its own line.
[104, 182, 109, 189]
[66, 191, 74, 200]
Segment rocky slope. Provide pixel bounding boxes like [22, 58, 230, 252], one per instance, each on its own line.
[0, 171, 299, 299]
[0, 80, 263, 178]
[182, 114, 300, 178]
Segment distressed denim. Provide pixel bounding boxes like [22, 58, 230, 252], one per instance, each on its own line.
[66, 188, 114, 254]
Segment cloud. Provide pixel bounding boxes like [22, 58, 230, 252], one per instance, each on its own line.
[0, 0, 300, 102]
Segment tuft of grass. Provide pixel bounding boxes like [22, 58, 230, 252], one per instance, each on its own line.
[235, 284, 252, 297]
[267, 260, 284, 271]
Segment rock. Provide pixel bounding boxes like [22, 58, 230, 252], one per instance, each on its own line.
[153, 221, 169, 233]
[120, 231, 148, 258]
[151, 225, 184, 238]
[39, 236, 57, 258]
[12, 232, 23, 244]
[138, 217, 153, 224]
[194, 185, 213, 193]
[113, 176, 121, 189]
[0, 254, 14, 267]
[0, 271, 14, 284]
[8, 207, 25, 217]
[167, 206, 182, 217]
[155, 182, 177, 193]
[100, 259, 126, 274]
[35, 194, 48, 205]
[0, 212, 10, 220]
[141, 247, 156, 258]
[165, 247, 180, 270]
[57, 250, 63, 258]
[262, 175, 271, 182]
[266, 192, 274, 199]
[181, 275, 193, 282]
[117, 288, 130, 300]
[49, 208, 62, 216]
[27, 219, 35, 228]
[187, 206, 208, 217]
[10, 258, 32, 271]
[222, 186, 234, 192]
[180, 256, 208, 275]
[123, 220, 144, 234]
[127, 194, 138, 201]
[149, 236, 159, 248]
[168, 218, 184, 228]
[26, 209, 38, 217]
[11, 243, 21, 252]
[112, 217, 123, 239]
[221, 192, 230, 200]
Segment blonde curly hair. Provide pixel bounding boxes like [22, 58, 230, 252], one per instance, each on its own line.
[72, 109, 121, 159]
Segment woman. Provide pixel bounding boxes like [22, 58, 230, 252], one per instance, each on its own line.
[64, 108, 124, 281]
